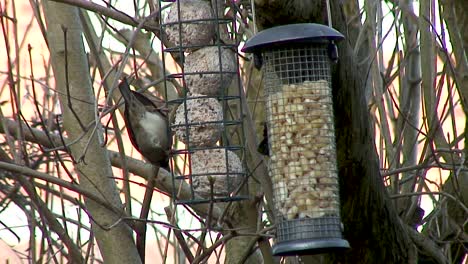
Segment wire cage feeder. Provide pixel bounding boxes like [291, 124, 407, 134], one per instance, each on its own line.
[242, 23, 350, 255]
[158, 0, 248, 204]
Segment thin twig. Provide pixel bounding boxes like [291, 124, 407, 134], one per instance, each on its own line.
[50, 0, 159, 32]
[192, 232, 235, 264]
[136, 166, 159, 263]
[62, 26, 86, 132]
[164, 207, 195, 263]
[0, 161, 124, 216]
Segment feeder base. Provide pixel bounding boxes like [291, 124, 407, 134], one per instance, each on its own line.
[272, 238, 350, 256]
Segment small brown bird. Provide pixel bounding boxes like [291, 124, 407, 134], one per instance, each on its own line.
[118, 78, 171, 170]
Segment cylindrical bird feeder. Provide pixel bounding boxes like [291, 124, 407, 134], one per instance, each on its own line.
[242, 24, 349, 255]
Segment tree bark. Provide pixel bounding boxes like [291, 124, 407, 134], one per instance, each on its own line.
[42, 1, 142, 263]
[331, 1, 413, 263]
[225, 202, 265, 264]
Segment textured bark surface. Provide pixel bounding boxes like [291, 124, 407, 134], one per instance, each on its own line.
[254, 0, 325, 29]
[42, 1, 142, 263]
[331, 1, 413, 262]
[225, 202, 265, 264]
[331, 30, 411, 264]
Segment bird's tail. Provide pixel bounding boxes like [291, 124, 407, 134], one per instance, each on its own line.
[118, 77, 133, 103]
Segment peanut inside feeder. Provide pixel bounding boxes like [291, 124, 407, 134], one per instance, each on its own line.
[267, 80, 339, 220]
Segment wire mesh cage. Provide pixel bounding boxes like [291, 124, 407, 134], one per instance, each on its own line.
[242, 24, 349, 255]
[158, 0, 248, 204]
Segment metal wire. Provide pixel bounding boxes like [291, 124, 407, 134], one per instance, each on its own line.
[263, 45, 331, 89]
[277, 217, 342, 241]
[159, 0, 248, 204]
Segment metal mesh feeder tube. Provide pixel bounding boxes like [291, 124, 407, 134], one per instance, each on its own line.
[242, 23, 349, 256]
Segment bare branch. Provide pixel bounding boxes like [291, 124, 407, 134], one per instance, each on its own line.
[49, 0, 159, 31]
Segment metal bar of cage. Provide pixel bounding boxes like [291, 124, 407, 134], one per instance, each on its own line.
[159, 0, 249, 205]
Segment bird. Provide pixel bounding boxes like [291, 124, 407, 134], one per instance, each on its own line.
[257, 123, 269, 156]
[118, 78, 171, 170]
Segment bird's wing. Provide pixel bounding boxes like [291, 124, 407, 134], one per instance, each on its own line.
[123, 109, 142, 154]
[118, 77, 133, 103]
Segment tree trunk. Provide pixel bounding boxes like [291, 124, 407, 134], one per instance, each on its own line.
[42, 1, 141, 263]
[331, 1, 413, 263]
